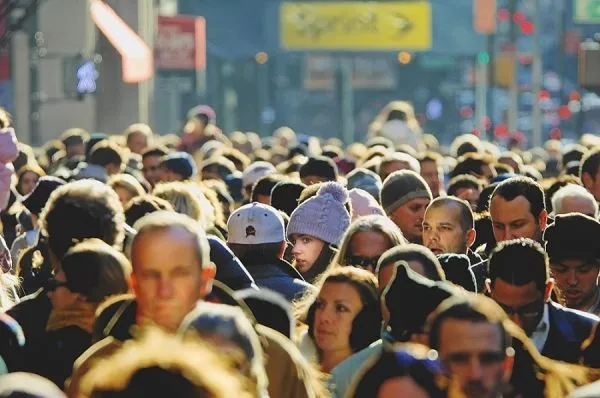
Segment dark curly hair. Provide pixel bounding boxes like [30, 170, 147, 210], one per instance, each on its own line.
[39, 180, 125, 263]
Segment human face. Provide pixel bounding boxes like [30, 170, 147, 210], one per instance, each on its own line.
[290, 234, 325, 273]
[131, 227, 216, 332]
[301, 175, 329, 186]
[556, 197, 598, 218]
[582, 166, 600, 202]
[438, 319, 510, 398]
[47, 270, 81, 311]
[19, 171, 40, 196]
[490, 279, 546, 336]
[127, 132, 148, 154]
[114, 186, 135, 208]
[455, 188, 480, 212]
[313, 282, 363, 355]
[389, 198, 430, 244]
[423, 204, 472, 255]
[420, 160, 442, 197]
[142, 155, 162, 186]
[377, 377, 430, 398]
[490, 195, 547, 242]
[551, 259, 600, 311]
[347, 231, 392, 273]
[380, 161, 412, 182]
[158, 166, 182, 182]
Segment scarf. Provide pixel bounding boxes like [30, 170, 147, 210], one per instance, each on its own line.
[46, 300, 98, 333]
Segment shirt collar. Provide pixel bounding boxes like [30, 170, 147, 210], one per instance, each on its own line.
[531, 302, 550, 352]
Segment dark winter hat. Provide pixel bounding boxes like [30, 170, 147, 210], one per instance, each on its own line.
[380, 170, 432, 215]
[299, 156, 338, 182]
[346, 168, 382, 200]
[160, 152, 197, 180]
[543, 213, 600, 263]
[437, 253, 477, 292]
[287, 182, 350, 246]
[270, 181, 306, 217]
[383, 261, 458, 341]
[22, 176, 67, 216]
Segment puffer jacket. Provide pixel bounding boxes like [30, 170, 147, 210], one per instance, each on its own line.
[0, 128, 18, 211]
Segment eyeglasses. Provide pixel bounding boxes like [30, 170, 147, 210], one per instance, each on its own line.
[346, 255, 380, 270]
[45, 278, 70, 292]
[496, 299, 543, 320]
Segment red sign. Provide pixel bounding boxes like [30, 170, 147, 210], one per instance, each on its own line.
[155, 15, 206, 71]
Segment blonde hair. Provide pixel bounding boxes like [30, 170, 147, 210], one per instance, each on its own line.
[153, 182, 203, 221]
[77, 327, 255, 398]
[332, 215, 406, 267]
[108, 174, 145, 201]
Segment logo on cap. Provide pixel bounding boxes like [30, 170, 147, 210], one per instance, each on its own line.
[246, 225, 256, 238]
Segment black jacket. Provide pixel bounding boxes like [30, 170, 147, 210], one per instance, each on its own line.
[245, 259, 313, 302]
[541, 301, 599, 364]
[467, 249, 487, 293]
[208, 236, 257, 291]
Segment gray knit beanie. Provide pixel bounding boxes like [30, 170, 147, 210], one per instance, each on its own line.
[380, 170, 432, 215]
[286, 182, 350, 246]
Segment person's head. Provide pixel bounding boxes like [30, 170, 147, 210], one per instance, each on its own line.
[250, 174, 283, 205]
[227, 202, 287, 265]
[544, 214, 600, 311]
[334, 215, 405, 273]
[77, 328, 253, 398]
[348, 343, 448, 398]
[47, 239, 131, 310]
[426, 295, 514, 398]
[141, 146, 168, 187]
[60, 128, 89, 159]
[348, 188, 385, 220]
[299, 156, 339, 185]
[486, 238, 552, 335]
[378, 152, 420, 182]
[447, 174, 484, 212]
[89, 140, 125, 176]
[489, 177, 548, 242]
[580, 146, 600, 202]
[108, 174, 146, 208]
[129, 211, 215, 332]
[287, 182, 351, 274]
[451, 153, 496, 181]
[423, 197, 476, 256]
[346, 168, 382, 201]
[380, 170, 433, 244]
[124, 195, 173, 227]
[297, 267, 380, 366]
[376, 244, 445, 293]
[498, 152, 523, 175]
[40, 180, 125, 268]
[16, 164, 45, 196]
[179, 304, 267, 396]
[159, 152, 197, 182]
[242, 161, 276, 199]
[270, 180, 306, 217]
[153, 182, 203, 222]
[124, 123, 153, 154]
[21, 176, 66, 220]
[419, 152, 444, 198]
[199, 157, 236, 182]
[552, 183, 599, 218]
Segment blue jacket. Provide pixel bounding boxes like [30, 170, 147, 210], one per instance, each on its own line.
[542, 301, 598, 364]
[208, 236, 257, 291]
[244, 259, 313, 302]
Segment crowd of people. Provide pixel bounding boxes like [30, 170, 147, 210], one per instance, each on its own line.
[0, 101, 599, 397]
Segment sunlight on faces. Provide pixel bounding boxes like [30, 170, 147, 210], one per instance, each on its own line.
[142, 155, 161, 186]
[19, 171, 40, 196]
[389, 198, 430, 244]
[490, 195, 547, 242]
[113, 186, 135, 208]
[348, 231, 393, 273]
[313, 282, 363, 354]
[127, 132, 148, 155]
[582, 166, 600, 202]
[420, 160, 442, 197]
[455, 188, 480, 212]
[551, 259, 600, 310]
[290, 234, 325, 273]
[423, 205, 474, 255]
[131, 227, 215, 332]
[438, 319, 511, 398]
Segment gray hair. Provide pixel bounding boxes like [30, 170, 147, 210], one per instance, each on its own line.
[552, 184, 599, 218]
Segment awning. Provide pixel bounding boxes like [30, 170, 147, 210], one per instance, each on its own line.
[89, 0, 153, 83]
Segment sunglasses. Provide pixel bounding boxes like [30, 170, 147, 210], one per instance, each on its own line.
[346, 255, 381, 270]
[45, 278, 70, 292]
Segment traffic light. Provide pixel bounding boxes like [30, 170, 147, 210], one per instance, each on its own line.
[477, 51, 490, 65]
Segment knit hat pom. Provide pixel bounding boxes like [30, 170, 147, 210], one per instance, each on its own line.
[317, 182, 348, 204]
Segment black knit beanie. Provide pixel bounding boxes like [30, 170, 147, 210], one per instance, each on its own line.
[270, 181, 306, 217]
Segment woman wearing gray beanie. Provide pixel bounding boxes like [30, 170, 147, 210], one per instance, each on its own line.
[287, 182, 351, 283]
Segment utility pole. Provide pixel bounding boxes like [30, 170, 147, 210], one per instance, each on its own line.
[507, 0, 518, 133]
[531, 0, 542, 147]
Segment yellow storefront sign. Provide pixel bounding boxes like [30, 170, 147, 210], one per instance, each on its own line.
[280, 2, 432, 51]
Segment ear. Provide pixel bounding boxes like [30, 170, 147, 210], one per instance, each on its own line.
[485, 278, 492, 295]
[544, 278, 555, 302]
[466, 228, 476, 248]
[200, 263, 217, 298]
[131, 273, 139, 295]
[277, 241, 287, 259]
[582, 172, 594, 191]
[538, 209, 548, 231]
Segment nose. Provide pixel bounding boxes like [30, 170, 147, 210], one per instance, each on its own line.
[566, 270, 579, 286]
[157, 277, 174, 299]
[466, 356, 484, 382]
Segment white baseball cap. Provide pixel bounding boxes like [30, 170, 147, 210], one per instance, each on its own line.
[227, 202, 285, 244]
[242, 161, 276, 188]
